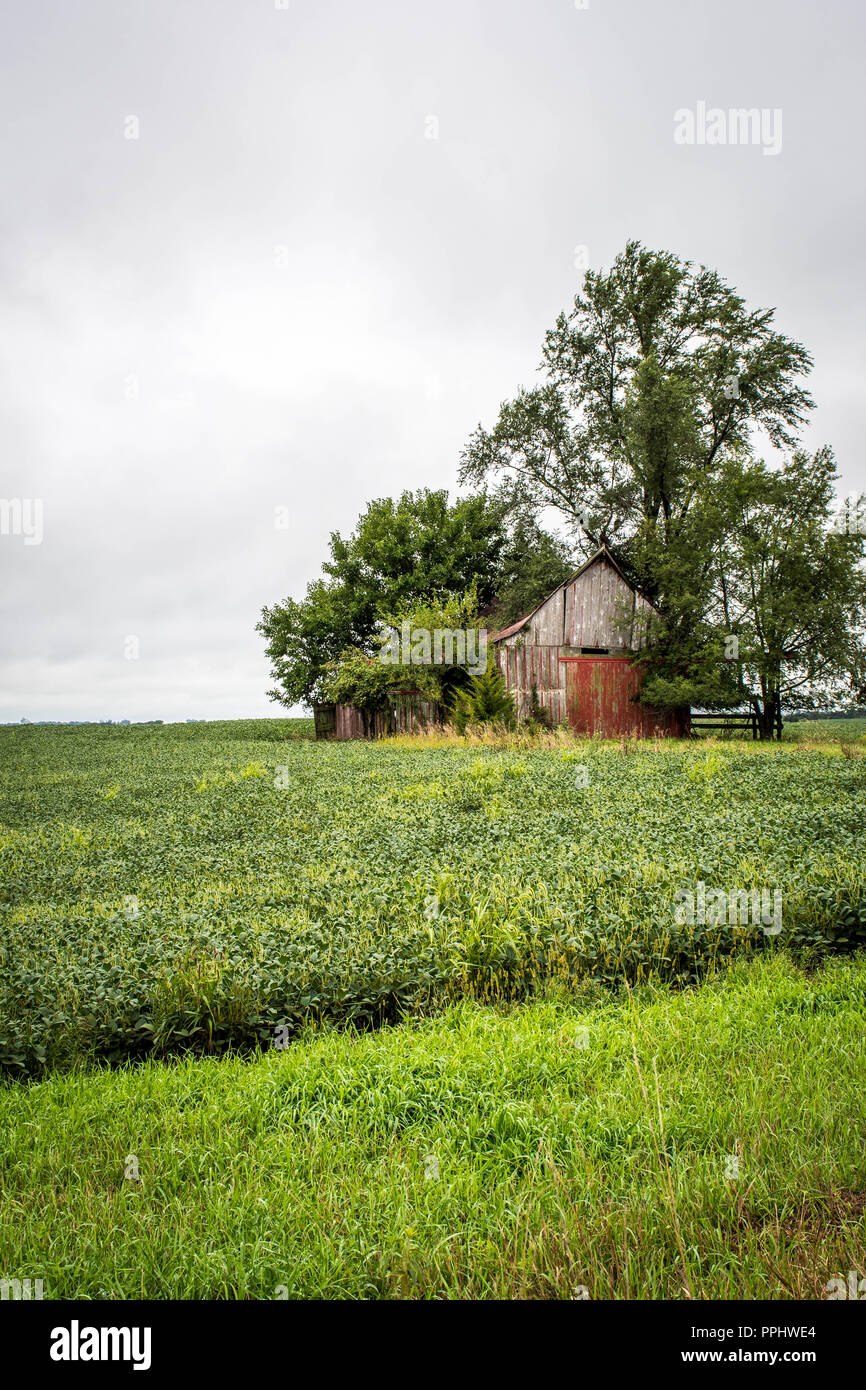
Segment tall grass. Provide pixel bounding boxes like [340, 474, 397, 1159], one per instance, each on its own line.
[1, 954, 863, 1299]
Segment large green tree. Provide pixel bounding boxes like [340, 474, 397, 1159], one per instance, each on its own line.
[484, 506, 574, 628]
[259, 488, 571, 708]
[460, 240, 813, 604]
[459, 241, 838, 714]
[632, 449, 866, 730]
[708, 449, 866, 735]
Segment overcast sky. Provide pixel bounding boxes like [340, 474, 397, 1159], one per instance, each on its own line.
[1, 0, 864, 722]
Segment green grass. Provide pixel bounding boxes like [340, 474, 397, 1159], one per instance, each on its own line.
[1, 722, 865, 1073]
[784, 717, 866, 742]
[1, 722, 863, 1299]
[1, 954, 863, 1299]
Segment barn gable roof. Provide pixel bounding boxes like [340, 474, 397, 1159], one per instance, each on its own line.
[488, 545, 651, 644]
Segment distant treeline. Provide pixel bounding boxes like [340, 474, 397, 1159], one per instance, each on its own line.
[785, 710, 866, 722]
[2, 719, 168, 727]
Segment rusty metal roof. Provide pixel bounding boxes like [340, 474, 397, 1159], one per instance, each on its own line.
[488, 615, 531, 643]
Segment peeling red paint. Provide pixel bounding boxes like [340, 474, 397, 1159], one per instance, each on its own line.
[562, 657, 686, 738]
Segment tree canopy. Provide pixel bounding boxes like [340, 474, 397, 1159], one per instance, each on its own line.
[460, 239, 814, 588]
[260, 243, 865, 732]
[459, 241, 864, 726]
[259, 488, 572, 708]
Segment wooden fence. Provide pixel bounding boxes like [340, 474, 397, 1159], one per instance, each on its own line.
[689, 709, 782, 740]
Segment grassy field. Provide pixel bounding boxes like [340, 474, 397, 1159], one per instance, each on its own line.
[784, 717, 866, 741]
[0, 954, 863, 1299]
[0, 720, 864, 1300]
[0, 720, 864, 1073]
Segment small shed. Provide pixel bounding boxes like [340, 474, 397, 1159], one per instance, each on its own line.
[314, 690, 439, 741]
[490, 547, 688, 738]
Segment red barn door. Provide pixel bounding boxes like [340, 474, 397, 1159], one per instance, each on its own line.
[562, 657, 681, 737]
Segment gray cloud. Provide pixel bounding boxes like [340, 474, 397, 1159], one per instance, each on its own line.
[1, 0, 864, 720]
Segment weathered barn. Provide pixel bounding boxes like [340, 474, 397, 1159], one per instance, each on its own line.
[491, 546, 688, 737]
[314, 690, 438, 741]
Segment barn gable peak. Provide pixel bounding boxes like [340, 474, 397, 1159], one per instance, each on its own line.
[489, 545, 649, 644]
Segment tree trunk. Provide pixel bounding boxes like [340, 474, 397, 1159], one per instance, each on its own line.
[755, 690, 781, 740]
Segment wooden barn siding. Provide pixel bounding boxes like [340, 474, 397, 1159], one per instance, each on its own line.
[334, 704, 366, 740]
[331, 699, 438, 740]
[494, 561, 680, 734]
[497, 642, 566, 724]
[516, 562, 650, 651]
[496, 643, 684, 735]
[563, 657, 686, 738]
